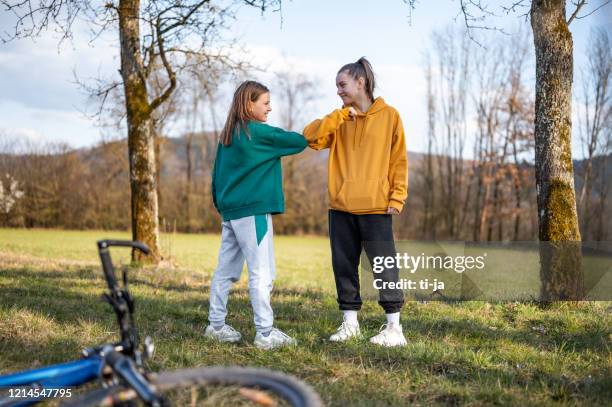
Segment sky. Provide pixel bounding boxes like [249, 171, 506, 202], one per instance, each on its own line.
[0, 0, 610, 157]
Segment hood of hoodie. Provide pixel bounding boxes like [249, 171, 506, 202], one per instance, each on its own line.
[346, 96, 387, 115]
[346, 97, 388, 148]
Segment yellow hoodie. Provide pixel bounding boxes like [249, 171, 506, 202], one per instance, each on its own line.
[303, 97, 408, 214]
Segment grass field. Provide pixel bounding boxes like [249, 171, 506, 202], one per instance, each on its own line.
[0, 228, 610, 406]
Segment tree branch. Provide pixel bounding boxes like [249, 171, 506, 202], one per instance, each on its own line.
[158, 0, 210, 35]
[149, 15, 177, 113]
[567, 0, 587, 25]
[572, 0, 612, 23]
[457, 0, 508, 48]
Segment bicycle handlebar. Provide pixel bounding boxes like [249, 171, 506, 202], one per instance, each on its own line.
[97, 240, 150, 255]
[96, 239, 149, 357]
[96, 240, 150, 292]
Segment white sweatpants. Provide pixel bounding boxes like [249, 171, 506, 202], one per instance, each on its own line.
[208, 214, 276, 333]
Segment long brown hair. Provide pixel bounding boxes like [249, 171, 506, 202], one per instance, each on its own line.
[219, 80, 269, 146]
[338, 57, 376, 102]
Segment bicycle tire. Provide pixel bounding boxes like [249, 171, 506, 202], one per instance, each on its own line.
[63, 366, 323, 407]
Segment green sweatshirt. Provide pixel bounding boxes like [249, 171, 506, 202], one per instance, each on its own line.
[212, 121, 308, 221]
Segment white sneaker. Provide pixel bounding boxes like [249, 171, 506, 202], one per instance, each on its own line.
[369, 323, 407, 347]
[254, 328, 297, 350]
[329, 321, 361, 342]
[204, 324, 242, 343]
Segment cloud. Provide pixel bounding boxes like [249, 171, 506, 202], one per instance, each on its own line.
[0, 98, 103, 148]
[0, 19, 119, 147]
[0, 20, 119, 112]
[0, 126, 45, 143]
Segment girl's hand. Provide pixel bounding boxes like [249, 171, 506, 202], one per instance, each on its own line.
[387, 207, 400, 215]
[347, 107, 358, 120]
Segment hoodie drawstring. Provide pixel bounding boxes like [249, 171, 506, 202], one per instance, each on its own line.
[352, 114, 368, 149]
[359, 116, 367, 148]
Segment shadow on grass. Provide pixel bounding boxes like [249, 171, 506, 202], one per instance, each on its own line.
[0, 265, 216, 293]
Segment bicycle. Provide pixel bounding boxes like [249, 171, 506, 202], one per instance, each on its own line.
[0, 240, 323, 406]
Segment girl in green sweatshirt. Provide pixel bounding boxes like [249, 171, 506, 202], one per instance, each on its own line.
[205, 80, 307, 349]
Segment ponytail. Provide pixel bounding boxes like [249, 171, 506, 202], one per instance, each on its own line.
[338, 57, 376, 102]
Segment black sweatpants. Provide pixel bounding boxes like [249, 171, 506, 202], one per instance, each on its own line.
[329, 209, 404, 314]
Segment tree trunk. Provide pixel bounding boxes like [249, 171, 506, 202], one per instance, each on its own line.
[495, 131, 511, 241]
[423, 59, 435, 239]
[511, 137, 522, 241]
[472, 156, 484, 241]
[185, 133, 193, 232]
[154, 126, 163, 219]
[595, 157, 609, 242]
[119, 0, 161, 263]
[531, 0, 583, 301]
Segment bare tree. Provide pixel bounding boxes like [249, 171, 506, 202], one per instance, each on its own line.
[420, 53, 437, 239]
[430, 27, 471, 239]
[177, 54, 246, 232]
[273, 64, 320, 234]
[505, 41, 535, 241]
[424, 25, 535, 242]
[470, 35, 508, 241]
[576, 27, 612, 241]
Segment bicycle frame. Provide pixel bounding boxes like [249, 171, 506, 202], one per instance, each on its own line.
[0, 355, 103, 388]
[0, 355, 103, 406]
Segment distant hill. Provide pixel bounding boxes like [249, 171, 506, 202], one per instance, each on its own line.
[156, 133, 609, 197]
[8, 132, 609, 194]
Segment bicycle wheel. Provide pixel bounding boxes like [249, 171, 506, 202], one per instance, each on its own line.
[64, 366, 323, 407]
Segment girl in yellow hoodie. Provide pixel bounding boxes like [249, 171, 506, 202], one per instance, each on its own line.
[303, 57, 408, 347]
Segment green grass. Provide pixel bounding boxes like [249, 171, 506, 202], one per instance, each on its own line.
[0, 228, 610, 406]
